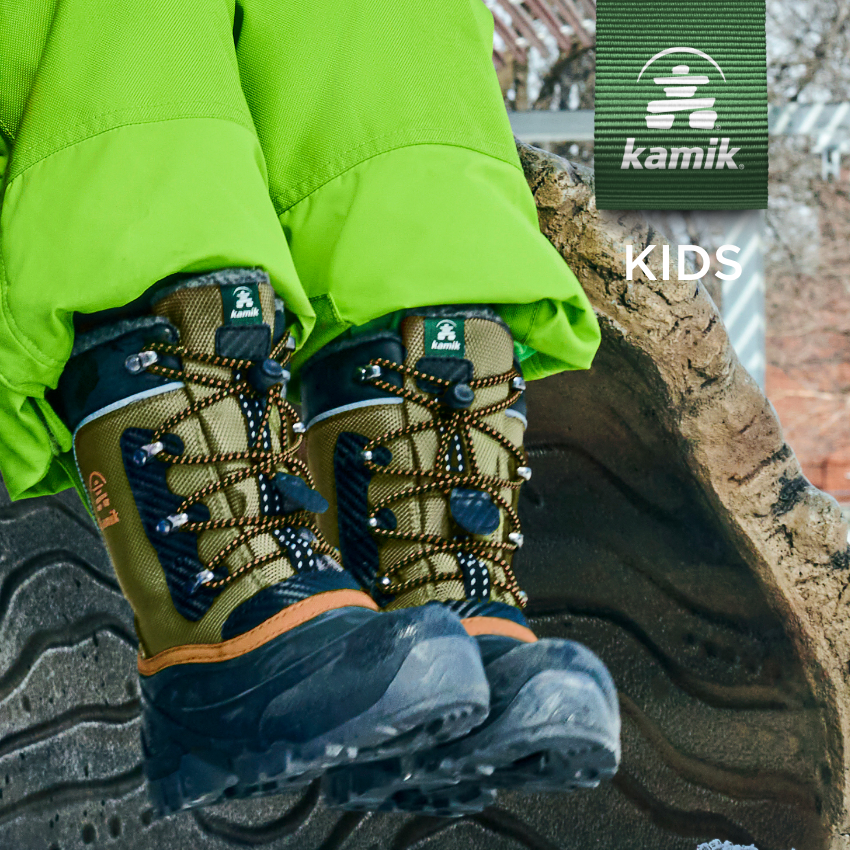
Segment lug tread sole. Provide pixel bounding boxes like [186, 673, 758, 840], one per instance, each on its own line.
[145, 634, 489, 817]
[325, 668, 621, 817]
[147, 699, 487, 817]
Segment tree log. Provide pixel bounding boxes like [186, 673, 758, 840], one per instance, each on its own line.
[516, 140, 850, 850]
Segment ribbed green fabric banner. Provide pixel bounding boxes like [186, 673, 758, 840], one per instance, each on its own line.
[595, 0, 767, 210]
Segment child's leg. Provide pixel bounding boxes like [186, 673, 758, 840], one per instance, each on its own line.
[0, 0, 309, 499]
[233, 0, 601, 376]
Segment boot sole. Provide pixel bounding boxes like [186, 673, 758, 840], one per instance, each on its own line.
[145, 634, 489, 817]
[324, 668, 619, 816]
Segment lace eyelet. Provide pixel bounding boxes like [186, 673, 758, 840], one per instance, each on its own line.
[125, 350, 159, 374]
[356, 364, 382, 383]
[248, 359, 288, 392]
[156, 513, 189, 534]
[189, 569, 215, 594]
[441, 382, 475, 409]
[133, 441, 164, 466]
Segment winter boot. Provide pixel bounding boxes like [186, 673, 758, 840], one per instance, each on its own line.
[50, 272, 490, 817]
[300, 306, 621, 815]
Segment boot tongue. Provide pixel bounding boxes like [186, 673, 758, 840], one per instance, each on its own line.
[150, 271, 276, 359]
[400, 311, 514, 380]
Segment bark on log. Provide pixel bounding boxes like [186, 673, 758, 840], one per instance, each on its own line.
[516, 140, 850, 850]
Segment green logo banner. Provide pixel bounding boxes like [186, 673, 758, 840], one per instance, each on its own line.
[595, 0, 767, 210]
[424, 318, 465, 358]
[221, 283, 261, 325]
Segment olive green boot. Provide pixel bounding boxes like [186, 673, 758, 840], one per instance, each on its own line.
[301, 307, 621, 815]
[51, 273, 490, 816]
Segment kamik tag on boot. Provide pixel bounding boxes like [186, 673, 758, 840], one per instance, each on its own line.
[51, 271, 490, 817]
[301, 307, 621, 816]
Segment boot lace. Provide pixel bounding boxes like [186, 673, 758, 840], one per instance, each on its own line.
[359, 357, 529, 608]
[134, 332, 336, 591]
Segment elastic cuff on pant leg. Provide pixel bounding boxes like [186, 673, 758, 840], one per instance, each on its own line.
[0, 388, 74, 500]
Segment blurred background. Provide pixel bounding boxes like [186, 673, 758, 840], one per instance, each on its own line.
[492, 0, 850, 507]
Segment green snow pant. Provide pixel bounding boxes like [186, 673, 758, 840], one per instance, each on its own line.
[0, 0, 600, 501]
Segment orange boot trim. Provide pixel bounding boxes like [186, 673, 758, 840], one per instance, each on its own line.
[461, 616, 538, 643]
[138, 589, 379, 676]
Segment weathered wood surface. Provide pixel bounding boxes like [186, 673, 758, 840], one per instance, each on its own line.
[517, 141, 850, 849]
[0, 143, 846, 849]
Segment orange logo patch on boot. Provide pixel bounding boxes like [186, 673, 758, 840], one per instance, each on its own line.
[88, 471, 120, 530]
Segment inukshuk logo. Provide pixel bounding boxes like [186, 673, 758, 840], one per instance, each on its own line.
[223, 283, 261, 325]
[234, 286, 254, 310]
[643, 48, 720, 130]
[424, 317, 465, 357]
[594, 0, 767, 210]
[621, 48, 740, 172]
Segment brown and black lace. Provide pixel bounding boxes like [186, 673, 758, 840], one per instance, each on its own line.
[135, 333, 336, 591]
[359, 357, 530, 608]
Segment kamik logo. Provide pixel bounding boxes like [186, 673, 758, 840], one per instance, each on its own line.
[621, 47, 740, 171]
[228, 284, 260, 322]
[424, 317, 465, 358]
